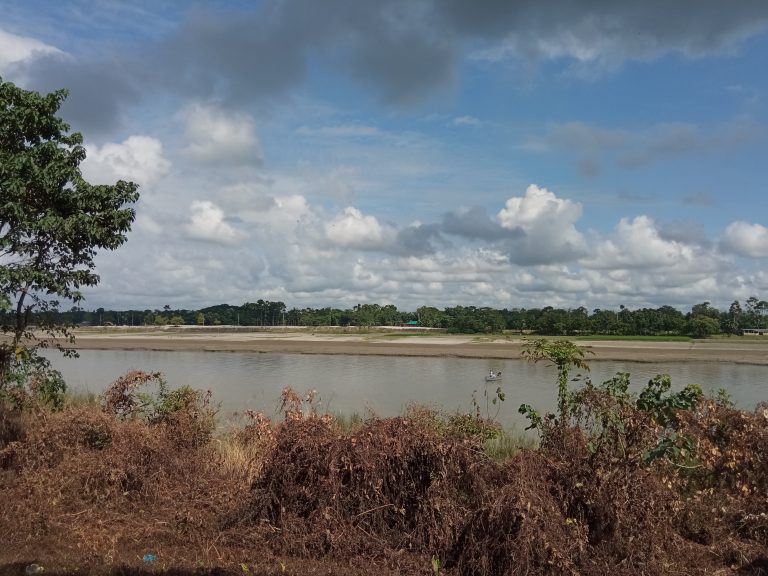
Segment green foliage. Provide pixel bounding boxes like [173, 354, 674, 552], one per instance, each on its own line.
[519, 345, 707, 472]
[633, 374, 703, 464]
[0, 349, 67, 410]
[636, 374, 703, 427]
[518, 403, 544, 431]
[521, 338, 593, 423]
[101, 371, 217, 447]
[0, 77, 139, 402]
[686, 315, 720, 338]
[641, 430, 696, 466]
[446, 412, 501, 440]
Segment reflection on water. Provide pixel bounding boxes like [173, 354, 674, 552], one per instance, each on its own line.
[45, 349, 768, 431]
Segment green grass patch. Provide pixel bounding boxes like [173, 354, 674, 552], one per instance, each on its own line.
[484, 429, 538, 461]
[366, 331, 451, 340]
[569, 334, 693, 342]
[331, 411, 366, 431]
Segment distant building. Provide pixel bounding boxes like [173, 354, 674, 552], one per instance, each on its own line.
[743, 328, 767, 336]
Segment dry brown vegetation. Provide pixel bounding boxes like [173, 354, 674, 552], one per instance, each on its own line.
[1, 371, 768, 576]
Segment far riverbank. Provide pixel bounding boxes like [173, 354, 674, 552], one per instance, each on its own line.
[66, 328, 768, 365]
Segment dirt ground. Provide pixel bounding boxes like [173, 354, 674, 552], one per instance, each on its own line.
[68, 329, 768, 365]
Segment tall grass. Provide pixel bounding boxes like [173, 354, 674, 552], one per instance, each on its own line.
[331, 411, 366, 431]
[484, 429, 538, 460]
[63, 389, 99, 407]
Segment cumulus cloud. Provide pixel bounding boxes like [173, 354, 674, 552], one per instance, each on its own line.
[394, 223, 443, 255]
[83, 135, 171, 187]
[185, 200, 245, 245]
[179, 102, 262, 165]
[721, 221, 768, 258]
[584, 215, 708, 270]
[325, 207, 397, 250]
[442, 206, 516, 241]
[496, 184, 586, 264]
[81, 176, 760, 312]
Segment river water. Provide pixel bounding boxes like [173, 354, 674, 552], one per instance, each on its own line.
[46, 349, 768, 431]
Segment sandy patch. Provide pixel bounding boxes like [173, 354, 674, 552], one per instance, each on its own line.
[61, 329, 768, 365]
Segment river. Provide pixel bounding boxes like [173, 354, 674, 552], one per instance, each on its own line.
[46, 349, 768, 431]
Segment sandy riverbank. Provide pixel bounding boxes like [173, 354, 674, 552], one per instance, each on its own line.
[66, 329, 768, 365]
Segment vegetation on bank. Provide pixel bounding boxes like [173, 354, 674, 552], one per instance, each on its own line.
[2, 339, 767, 575]
[8, 297, 766, 339]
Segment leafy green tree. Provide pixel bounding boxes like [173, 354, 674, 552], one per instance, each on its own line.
[690, 301, 720, 319]
[416, 306, 444, 328]
[686, 315, 720, 338]
[726, 300, 742, 335]
[0, 78, 139, 400]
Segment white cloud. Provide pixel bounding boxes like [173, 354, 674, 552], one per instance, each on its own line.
[185, 200, 245, 245]
[721, 221, 768, 258]
[325, 207, 397, 250]
[584, 215, 697, 269]
[497, 184, 586, 264]
[0, 28, 62, 69]
[179, 102, 261, 164]
[83, 135, 170, 187]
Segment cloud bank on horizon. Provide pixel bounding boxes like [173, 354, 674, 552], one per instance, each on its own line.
[2, 0, 767, 311]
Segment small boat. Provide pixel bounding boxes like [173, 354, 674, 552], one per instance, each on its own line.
[485, 371, 502, 382]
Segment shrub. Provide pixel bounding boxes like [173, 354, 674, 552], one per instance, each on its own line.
[101, 370, 217, 447]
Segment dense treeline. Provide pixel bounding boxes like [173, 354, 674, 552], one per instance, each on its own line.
[7, 297, 766, 338]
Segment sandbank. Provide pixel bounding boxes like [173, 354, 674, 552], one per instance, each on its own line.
[65, 328, 768, 365]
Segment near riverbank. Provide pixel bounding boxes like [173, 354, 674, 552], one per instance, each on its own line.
[69, 328, 768, 365]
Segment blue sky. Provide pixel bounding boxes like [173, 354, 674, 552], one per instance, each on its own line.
[2, 0, 767, 312]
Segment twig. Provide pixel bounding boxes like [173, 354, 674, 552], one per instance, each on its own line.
[355, 503, 395, 518]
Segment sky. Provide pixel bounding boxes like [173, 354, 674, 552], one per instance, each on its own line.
[1, 0, 768, 313]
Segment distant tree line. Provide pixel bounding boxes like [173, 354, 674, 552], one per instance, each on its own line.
[3, 297, 767, 338]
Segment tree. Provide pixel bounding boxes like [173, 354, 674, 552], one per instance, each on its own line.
[687, 316, 720, 338]
[726, 300, 742, 335]
[521, 338, 593, 423]
[0, 78, 139, 398]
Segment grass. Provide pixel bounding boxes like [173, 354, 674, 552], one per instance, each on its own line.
[569, 334, 693, 342]
[331, 411, 366, 431]
[364, 331, 451, 341]
[215, 434, 265, 484]
[62, 388, 99, 407]
[484, 429, 538, 460]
